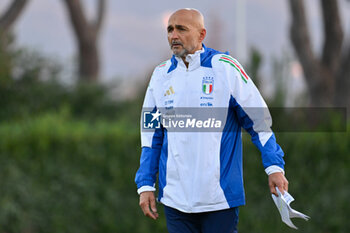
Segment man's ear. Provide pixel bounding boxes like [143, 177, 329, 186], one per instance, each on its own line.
[199, 28, 207, 42]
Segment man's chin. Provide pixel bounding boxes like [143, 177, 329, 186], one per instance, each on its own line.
[172, 48, 187, 58]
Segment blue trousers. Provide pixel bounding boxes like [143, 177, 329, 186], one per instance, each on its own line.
[164, 205, 239, 233]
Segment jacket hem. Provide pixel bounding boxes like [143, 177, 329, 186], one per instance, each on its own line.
[159, 197, 245, 213]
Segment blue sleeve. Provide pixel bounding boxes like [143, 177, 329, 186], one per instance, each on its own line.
[231, 96, 285, 169]
[135, 124, 164, 188]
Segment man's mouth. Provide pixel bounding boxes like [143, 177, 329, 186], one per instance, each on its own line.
[171, 42, 183, 48]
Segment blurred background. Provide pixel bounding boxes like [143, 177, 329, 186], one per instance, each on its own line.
[0, 0, 349, 232]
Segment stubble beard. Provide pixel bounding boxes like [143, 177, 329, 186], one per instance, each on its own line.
[172, 46, 188, 58]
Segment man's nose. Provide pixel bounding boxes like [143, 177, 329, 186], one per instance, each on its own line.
[169, 30, 179, 40]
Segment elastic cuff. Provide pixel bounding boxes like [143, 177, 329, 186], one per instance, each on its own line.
[137, 185, 156, 195]
[265, 165, 285, 175]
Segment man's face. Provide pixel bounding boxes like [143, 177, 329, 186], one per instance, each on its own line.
[167, 13, 202, 58]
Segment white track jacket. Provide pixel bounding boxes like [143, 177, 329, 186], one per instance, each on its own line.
[135, 45, 285, 213]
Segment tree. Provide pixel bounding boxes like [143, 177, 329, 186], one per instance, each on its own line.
[0, 0, 28, 38]
[63, 0, 106, 82]
[0, 0, 29, 80]
[246, 47, 263, 90]
[288, 0, 349, 107]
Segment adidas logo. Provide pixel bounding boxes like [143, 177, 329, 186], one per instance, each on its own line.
[164, 86, 175, 96]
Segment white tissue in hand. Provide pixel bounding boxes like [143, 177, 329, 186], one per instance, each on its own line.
[272, 187, 310, 229]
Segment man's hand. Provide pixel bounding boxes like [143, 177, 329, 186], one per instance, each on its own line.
[139, 191, 159, 220]
[268, 172, 289, 197]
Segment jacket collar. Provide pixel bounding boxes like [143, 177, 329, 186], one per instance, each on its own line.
[168, 44, 205, 73]
[167, 44, 226, 73]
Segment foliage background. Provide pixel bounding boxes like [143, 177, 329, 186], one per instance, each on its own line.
[0, 112, 348, 233]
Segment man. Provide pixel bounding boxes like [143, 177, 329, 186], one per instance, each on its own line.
[135, 8, 288, 233]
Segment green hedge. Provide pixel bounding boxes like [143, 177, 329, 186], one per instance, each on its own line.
[0, 113, 166, 233]
[0, 113, 348, 232]
[240, 128, 349, 233]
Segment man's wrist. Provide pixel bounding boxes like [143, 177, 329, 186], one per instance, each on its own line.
[265, 165, 285, 175]
[137, 185, 156, 195]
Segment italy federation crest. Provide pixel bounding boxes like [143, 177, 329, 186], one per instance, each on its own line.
[202, 77, 214, 95]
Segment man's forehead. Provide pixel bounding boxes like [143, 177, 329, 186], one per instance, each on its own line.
[168, 15, 203, 31]
[168, 13, 194, 26]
